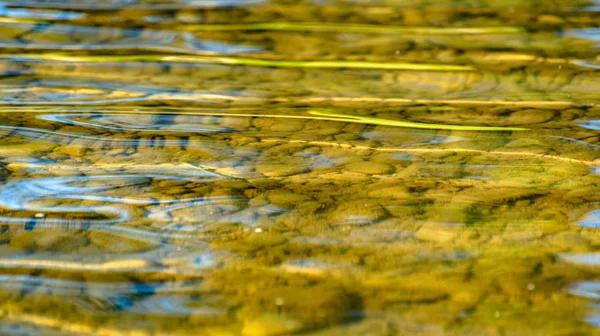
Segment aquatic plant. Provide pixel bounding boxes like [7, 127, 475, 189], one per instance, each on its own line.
[308, 109, 529, 131]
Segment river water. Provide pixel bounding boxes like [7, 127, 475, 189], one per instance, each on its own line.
[0, 0, 600, 335]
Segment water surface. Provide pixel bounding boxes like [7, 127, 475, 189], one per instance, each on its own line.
[0, 0, 600, 335]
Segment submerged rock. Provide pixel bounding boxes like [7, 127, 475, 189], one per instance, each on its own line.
[242, 314, 304, 336]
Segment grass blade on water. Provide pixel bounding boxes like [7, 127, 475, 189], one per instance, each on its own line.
[308, 109, 529, 131]
[0, 54, 475, 71]
[181, 22, 525, 35]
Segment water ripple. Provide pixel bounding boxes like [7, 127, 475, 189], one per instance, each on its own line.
[0, 125, 244, 153]
[0, 6, 86, 20]
[0, 275, 226, 318]
[0, 175, 233, 226]
[39, 113, 242, 133]
[576, 209, 600, 228]
[0, 0, 265, 10]
[0, 237, 218, 274]
[559, 253, 600, 267]
[565, 28, 600, 44]
[0, 22, 260, 54]
[568, 281, 600, 328]
[126, 295, 228, 316]
[0, 78, 251, 105]
[569, 281, 600, 300]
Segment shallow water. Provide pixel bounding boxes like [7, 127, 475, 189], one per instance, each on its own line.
[0, 0, 600, 335]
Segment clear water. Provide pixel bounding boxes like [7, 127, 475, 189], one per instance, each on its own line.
[0, 0, 600, 335]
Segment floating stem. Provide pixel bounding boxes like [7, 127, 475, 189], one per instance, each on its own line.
[1, 54, 475, 71]
[308, 109, 528, 131]
[182, 22, 525, 35]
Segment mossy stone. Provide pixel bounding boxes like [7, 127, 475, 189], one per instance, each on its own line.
[242, 314, 304, 336]
[332, 201, 388, 225]
[367, 186, 409, 199]
[245, 232, 287, 247]
[241, 284, 351, 329]
[267, 190, 311, 209]
[34, 232, 89, 251]
[87, 231, 156, 253]
[507, 109, 555, 124]
[255, 163, 310, 177]
[416, 223, 463, 243]
[345, 161, 394, 175]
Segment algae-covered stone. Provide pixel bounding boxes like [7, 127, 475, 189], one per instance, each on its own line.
[345, 161, 393, 175]
[279, 258, 358, 277]
[242, 313, 304, 336]
[332, 201, 388, 225]
[269, 119, 306, 132]
[0, 243, 27, 255]
[241, 284, 351, 329]
[267, 190, 311, 209]
[507, 109, 555, 124]
[34, 232, 89, 251]
[292, 200, 324, 214]
[502, 220, 563, 242]
[255, 163, 310, 177]
[54, 144, 87, 157]
[362, 276, 453, 310]
[546, 232, 590, 250]
[0, 141, 56, 156]
[367, 186, 410, 200]
[503, 138, 547, 148]
[453, 185, 544, 204]
[9, 232, 42, 250]
[317, 171, 371, 182]
[416, 223, 463, 243]
[87, 231, 156, 253]
[346, 228, 413, 244]
[245, 232, 287, 248]
[564, 185, 600, 202]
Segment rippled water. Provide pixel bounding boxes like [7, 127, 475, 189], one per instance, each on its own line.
[0, 0, 600, 335]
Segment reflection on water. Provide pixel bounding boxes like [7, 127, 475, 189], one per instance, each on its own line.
[0, 0, 599, 335]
